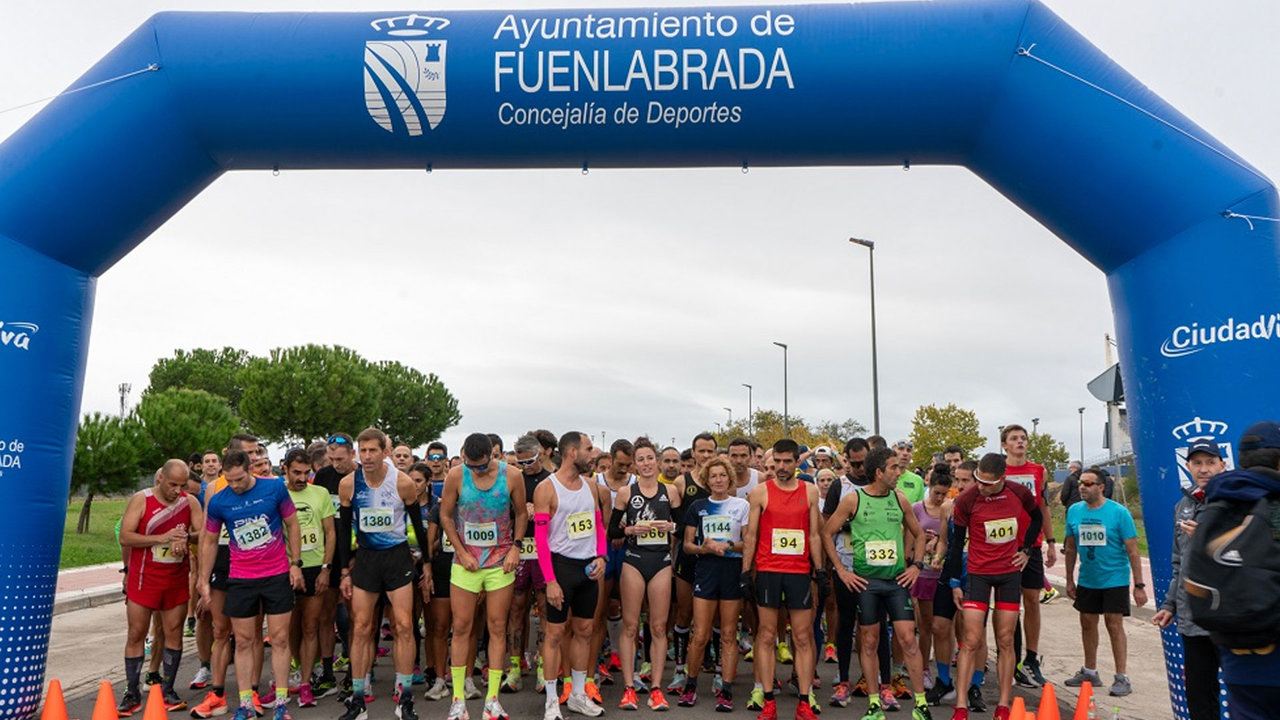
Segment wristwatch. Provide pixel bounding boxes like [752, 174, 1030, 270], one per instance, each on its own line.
[292, 559, 303, 568]
[320, 563, 332, 570]
[1134, 583, 1146, 589]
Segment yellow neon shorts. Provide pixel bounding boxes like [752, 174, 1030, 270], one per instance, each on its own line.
[450, 564, 514, 594]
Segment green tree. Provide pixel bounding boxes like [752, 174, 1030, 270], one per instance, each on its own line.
[1027, 431, 1070, 472]
[909, 403, 987, 466]
[371, 361, 462, 448]
[70, 412, 148, 533]
[713, 410, 866, 451]
[145, 347, 250, 413]
[136, 388, 242, 469]
[238, 345, 381, 444]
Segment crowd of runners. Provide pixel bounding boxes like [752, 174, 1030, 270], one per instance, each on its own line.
[114, 423, 1154, 720]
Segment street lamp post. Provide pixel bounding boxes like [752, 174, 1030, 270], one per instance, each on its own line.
[1078, 407, 1086, 463]
[849, 237, 880, 435]
[1031, 417, 1040, 437]
[773, 342, 789, 437]
[742, 383, 753, 436]
[723, 407, 733, 427]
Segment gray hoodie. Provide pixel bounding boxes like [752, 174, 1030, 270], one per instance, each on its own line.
[1160, 492, 1208, 637]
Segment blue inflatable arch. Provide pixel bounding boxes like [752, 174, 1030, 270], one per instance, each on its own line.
[1, 2, 1276, 717]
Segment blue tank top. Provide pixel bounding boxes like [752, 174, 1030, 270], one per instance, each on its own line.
[353, 465, 407, 550]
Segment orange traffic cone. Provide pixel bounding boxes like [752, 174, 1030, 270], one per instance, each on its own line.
[142, 683, 168, 720]
[39, 679, 68, 720]
[1026, 713, 1036, 720]
[1011, 696, 1026, 720]
[91, 681, 117, 720]
[1072, 682, 1094, 720]
[1039, 682, 1062, 720]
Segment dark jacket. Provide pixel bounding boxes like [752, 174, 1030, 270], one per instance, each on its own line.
[1059, 469, 1115, 508]
[1160, 489, 1209, 637]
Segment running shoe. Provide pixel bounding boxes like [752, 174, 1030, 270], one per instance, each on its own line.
[649, 688, 670, 711]
[713, 689, 732, 713]
[665, 671, 687, 694]
[296, 686, 316, 709]
[1064, 668, 1102, 688]
[185, 618, 197, 638]
[334, 654, 350, 672]
[743, 647, 754, 662]
[966, 685, 987, 713]
[251, 692, 264, 717]
[559, 681, 573, 706]
[912, 702, 934, 720]
[446, 699, 469, 720]
[313, 675, 338, 698]
[785, 673, 800, 698]
[677, 686, 697, 707]
[637, 661, 652, 687]
[950, 709, 969, 720]
[619, 687, 639, 710]
[851, 675, 869, 697]
[231, 707, 254, 720]
[544, 700, 564, 720]
[164, 688, 188, 712]
[879, 686, 900, 712]
[808, 690, 822, 715]
[891, 674, 912, 699]
[397, 695, 421, 720]
[145, 672, 162, 687]
[859, 703, 885, 720]
[412, 667, 426, 686]
[795, 700, 818, 720]
[190, 667, 212, 690]
[189, 691, 227, 718]
[584, 680, 603, 705]
[465, 677, 482, 700]
[423, 678, 450, 701]
[746, 688, 765, 711]
[501, 666, 522, 693]
[1013, 663, 1038, 689]
[756, 699, 777, 720]
[1022, 656, 1048, 687]
[567, 693, 605, 717]
[271, 704, 291, 720]
[610, 653, 622, 671]
[992, 706, 1010, 720]
[261, 685, 278, 709]
[482, 698, 509, 720]
[738, 633, 754, 655]
[829, 681, 851, 708]
[1109, 674, 1133, 697]
[923, 668, 934, 691]
[925, 682, 955, 706]
[776, 641, 793, 664]
[822, 644, 836, 664]
[376, 646, 390, 658]
[116, 689, 143, 717]
[1040, 587, 1060, 604]
[536, 658, 546, 691]
[597, 664, 615, 686]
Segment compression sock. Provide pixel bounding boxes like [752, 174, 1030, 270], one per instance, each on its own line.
[488, 668, 501, 700]
[936, 660, 951, 687]
[450, 666, 464, 701]
[124, 656, 143, 696]
[162, 648, 182, 690]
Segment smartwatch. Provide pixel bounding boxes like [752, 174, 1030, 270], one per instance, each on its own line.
[292, 559, 304, 568]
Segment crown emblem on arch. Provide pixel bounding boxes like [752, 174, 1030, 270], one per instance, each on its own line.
[1171, 417, 1229, 442]
[364, 14, 449, 136]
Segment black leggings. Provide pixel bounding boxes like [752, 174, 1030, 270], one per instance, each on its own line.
[1182, 634, 1221, 720]
[833, 577, 891, 685]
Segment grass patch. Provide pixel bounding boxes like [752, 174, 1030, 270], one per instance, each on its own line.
[61, 496, 129, 569]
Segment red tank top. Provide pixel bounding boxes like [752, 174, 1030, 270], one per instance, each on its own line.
[756, 480, 811, 574]
[127, 489, 191, 590]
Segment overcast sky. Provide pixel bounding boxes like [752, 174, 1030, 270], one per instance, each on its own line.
[3, 0, 1276, 461]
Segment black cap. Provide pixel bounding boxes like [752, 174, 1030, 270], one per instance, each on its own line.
[1186, 439, 1221, 459]
[1239, 421, 1280, 453]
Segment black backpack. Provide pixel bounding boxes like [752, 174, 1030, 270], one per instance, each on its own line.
[1185, 494, 1280, 650]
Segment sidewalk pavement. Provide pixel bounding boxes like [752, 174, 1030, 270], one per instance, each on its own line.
[53, 562, 125, 615]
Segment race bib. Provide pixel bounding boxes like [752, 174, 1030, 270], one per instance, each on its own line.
[231, 517, 272, 551]
[1078, 524, 1107, 547]
[771, 528, 804, 555]
[1007, 475, 1037, 495]
[702, 514, 732, 542]
[218, 526, 231, 546]
[464, 521, 498, 547]
[151, 543, 181, 564]
[301, 529, 320, 552]
[330, 494, 341, 513]
[635, 523, 667, 546]
[519, 537, 537, 560]
[358, 507, 394, 533]
[864, 539, 898, 567]
[441, 532, 455, 554]
[567, 511, 595, 540]
[984, 517, 1017, 545]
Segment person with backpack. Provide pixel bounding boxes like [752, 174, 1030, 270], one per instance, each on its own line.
[1189, 420, 1280, 720]
[1151, 439, 1225, 720]
[1061, 467, 1146, 697]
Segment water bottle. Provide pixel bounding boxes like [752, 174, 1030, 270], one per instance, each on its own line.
[1087, 697, 1097, 719]
[1112, 707, 1121, 720]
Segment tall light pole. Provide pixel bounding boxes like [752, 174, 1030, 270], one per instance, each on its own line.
[849, 237, 880, 434]
[117, 382, 131, 416]
[1031, 417, 1040, 436]
[1078, 407, 1086, 463]
[773, 342, 789, 437]
[742, 383, 753, 436]
[723, 407, 733, 426]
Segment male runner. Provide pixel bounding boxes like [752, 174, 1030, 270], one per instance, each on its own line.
[729, 438, 760, 499]
[199, 450, 302, 720]
[893, 442, 925, 504]
[591, 439, 636, 696]
[668, 433, 718, 693]
[439, 433, 527, 720]
[507, 434, 551, 693]
[659, 447, 683, 484]
[998, 425, 1054, 687]
[335, 428, 431, 720]
[188, 450, 223, 686]
[943, 453, 1043, 720]
[425, 442, 449, 501]
[119, 460, 203, 714]
[282, 448, 336, 709]
[741, 439, 825, 720]
[307, 434, 357, 697]
[534, 431, 609, 720]
[392, 445, 415, 473]
[822, 448, 933, 720]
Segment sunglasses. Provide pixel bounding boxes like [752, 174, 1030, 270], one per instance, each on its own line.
[514, 457, 540, 467]
[466, 462, 490, 473]
[1079, 481, 1101, 488]
[327, 436, 350, 445]
[427, 454, 446, 461]
[895, 442, 914, 450]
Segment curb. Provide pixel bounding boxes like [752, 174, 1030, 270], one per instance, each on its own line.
[53, 585, 123, 616]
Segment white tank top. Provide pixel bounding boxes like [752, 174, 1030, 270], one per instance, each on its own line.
[735, 468, 759, 499]
[550, 474, 598, 560]
[597, 473, 635, 509]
